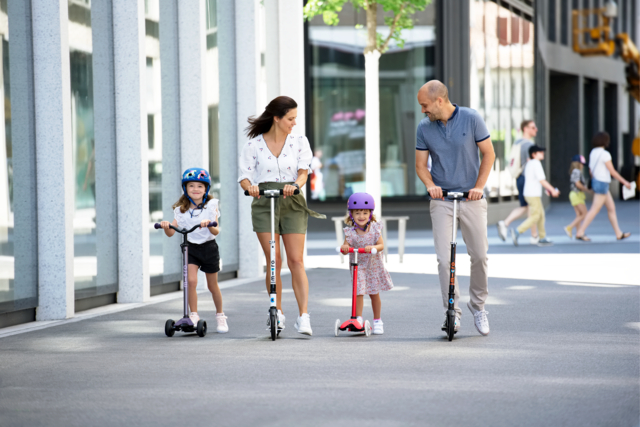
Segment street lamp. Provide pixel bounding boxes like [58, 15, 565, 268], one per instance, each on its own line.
[604, 0, 618, 18]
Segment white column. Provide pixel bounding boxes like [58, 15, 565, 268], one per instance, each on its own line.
[217, 0, 240, 273]
[159, 0, 182, 281]
[365, 50, 382, 219]
[235, 0, 264, 278]
[9, 0, 38, 304]
[177, 0, 209, 169]
[91, 0, 119, 291]
[31, 0, 75, 319]
[113, 0, 150, 302]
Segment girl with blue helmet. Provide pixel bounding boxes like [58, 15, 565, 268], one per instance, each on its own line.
[340, 192, 394, 334]
[159, 168, 229, 333]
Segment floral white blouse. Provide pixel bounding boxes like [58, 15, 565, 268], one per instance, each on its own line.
[238, 134, 313, 185]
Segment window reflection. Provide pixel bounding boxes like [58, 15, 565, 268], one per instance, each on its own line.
[308, 3, 435, 200]
[470, 0, 534, 201]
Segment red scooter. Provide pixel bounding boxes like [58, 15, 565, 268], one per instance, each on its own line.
[334, 247, 378, 337]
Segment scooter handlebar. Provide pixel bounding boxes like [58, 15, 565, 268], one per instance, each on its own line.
[441, 190, 470, 198]
[154, 222, 217, 233]
[244, 189, 300, 196]
[335, 247, 377, 255]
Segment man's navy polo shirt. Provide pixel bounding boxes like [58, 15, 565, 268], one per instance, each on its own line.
[416, 104, 490, 194]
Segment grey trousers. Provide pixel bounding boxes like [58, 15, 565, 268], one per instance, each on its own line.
[429, 198, 489, 317]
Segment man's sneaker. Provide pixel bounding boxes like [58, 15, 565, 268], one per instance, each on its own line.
[372, 319, 384, 335]
[537, 238, 553, 246]
[441, 315, 460, 332]
[510, 229, 519, 246]
[467, 301, 490, 336]
[497, 221, 507, 241]
[530, 235, 540, 245]
[216, 313, 229, 333]
[189, 312, 200, 325]
[295, 313, 312, 335]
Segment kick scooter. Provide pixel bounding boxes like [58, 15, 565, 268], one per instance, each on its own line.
[154, 221, 217, 337]
[333, 247, 377, 337]
[440, 190, 469, 341]
[245, 188, 299, 341]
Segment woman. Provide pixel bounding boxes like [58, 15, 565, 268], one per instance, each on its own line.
[576, 131, 633, 241]
[238, 96, 325, 335]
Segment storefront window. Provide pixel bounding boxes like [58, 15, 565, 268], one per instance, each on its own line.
[308, 3, 436, 200]
[470, 0, 534, 200]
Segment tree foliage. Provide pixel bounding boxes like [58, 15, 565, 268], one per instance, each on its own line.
[303, 0, 432, 53]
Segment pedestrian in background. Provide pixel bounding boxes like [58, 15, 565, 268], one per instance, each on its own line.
[497, 120, 539, 243]
[564, 154, 590, 239]
[575, 132, 632, 242]
[511, 146, 559, 246]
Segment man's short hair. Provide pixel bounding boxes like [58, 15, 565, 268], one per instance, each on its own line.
[426, 81, 449, 102]
[520, 120, 534, 132]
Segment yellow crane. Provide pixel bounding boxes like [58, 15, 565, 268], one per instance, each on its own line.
[572, 1, 640, 191]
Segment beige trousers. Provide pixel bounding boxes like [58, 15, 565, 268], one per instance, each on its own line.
[430, 198, 489, 316]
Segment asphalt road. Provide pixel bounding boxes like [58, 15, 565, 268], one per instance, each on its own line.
[0, 266, 638, 426]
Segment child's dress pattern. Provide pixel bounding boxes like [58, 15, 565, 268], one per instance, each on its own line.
[343, 221, 394, 295]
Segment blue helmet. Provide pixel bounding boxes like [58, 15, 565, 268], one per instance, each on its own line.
[182, 168, 211, 209]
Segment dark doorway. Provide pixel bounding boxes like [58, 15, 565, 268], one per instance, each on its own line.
[583, 78, 599, 155]
[549, 72, 580, 199]
[603, 83, 618, 169]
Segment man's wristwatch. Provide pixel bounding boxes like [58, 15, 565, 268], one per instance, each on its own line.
[292, 183, 300, 190]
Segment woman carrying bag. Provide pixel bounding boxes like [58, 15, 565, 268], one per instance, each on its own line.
[576, 131, 632, 241]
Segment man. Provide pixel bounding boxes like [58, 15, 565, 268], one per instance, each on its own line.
[415, 80, 495, 336]
[497, 120, 539, 243]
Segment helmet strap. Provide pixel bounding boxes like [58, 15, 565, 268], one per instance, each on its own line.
[349, 212, 370, 232]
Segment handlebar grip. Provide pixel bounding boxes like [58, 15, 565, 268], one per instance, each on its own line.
[205, 221, 218, 228]
[154, 223, 162, 229]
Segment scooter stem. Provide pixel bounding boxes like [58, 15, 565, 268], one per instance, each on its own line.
[351, 251, 358, 318]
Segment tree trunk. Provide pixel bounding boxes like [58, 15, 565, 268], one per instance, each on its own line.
[364, 2, 382, 218]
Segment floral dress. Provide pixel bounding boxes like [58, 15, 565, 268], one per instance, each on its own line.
[343, 221, 394, 295]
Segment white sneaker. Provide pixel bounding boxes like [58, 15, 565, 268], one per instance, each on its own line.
[441, 315, 460, 332]
[497, 221, 507, 241]
[277, 310, 285, 330]
[372, 319, 384, 335]
[356, 316, 363, 326]
[295, 313, 312, 335]
[530, 235, 540, 245]
[467, 301, 490, 336]
[215, 313, 228, 333]
[189, 312, 200, 325]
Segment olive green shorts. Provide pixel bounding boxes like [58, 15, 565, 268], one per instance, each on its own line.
[251, 182, 326, 234]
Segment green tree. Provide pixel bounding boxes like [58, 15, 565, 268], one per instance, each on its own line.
[304, 0, 431, 214]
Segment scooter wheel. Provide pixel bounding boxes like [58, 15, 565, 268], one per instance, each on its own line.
[196, 319, 207, 337]
[446, 313, 455, 342]
[334, 319, 340, 337]
[269, 308, 277, 341]
[365, 320, 372, 337]
[165, 319, 175, 337]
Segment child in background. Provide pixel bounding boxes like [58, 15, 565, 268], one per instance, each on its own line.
[160, 168, 229, 333]
[564, 155, 590, 238]
[340, 193, 394, 334]
[510, 146, 560, 246]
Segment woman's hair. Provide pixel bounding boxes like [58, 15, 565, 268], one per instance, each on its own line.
[344, 209, 377, 226]
[173, 194, 213, 214]
[568, 161, 583, 175]
[591, 131, 610, 148]
[245, 96, 298, 139]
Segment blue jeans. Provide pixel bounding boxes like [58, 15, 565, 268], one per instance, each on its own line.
[591, 178, 610, 195]
[516, 174, 527, 206]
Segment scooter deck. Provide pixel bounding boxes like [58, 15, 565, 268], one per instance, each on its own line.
[339, 319, 365, 332]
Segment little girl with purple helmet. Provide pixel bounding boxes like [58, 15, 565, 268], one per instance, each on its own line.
[340, 192, 394, 334]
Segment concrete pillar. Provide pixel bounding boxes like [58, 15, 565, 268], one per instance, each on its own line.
[91, 0, 119, 290]
[231, 0, 264, 278]
[159, 0, 182, 282]
[31, 0, 75, 319]
[8, 0, 38, 305]
[113, 0, 150, 302]
[217, 0, 240, 273]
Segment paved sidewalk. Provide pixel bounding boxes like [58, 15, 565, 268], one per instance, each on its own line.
[0, 267, 638, 426]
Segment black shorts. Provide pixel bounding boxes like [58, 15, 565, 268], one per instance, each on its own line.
[187, 240, 220, 274]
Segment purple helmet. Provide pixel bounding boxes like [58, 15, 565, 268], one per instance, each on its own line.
[347, 192, 375, 211]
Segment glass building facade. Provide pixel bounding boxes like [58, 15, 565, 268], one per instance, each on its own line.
[469, 0, 535, 200]
[307, 3, 436, 201]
